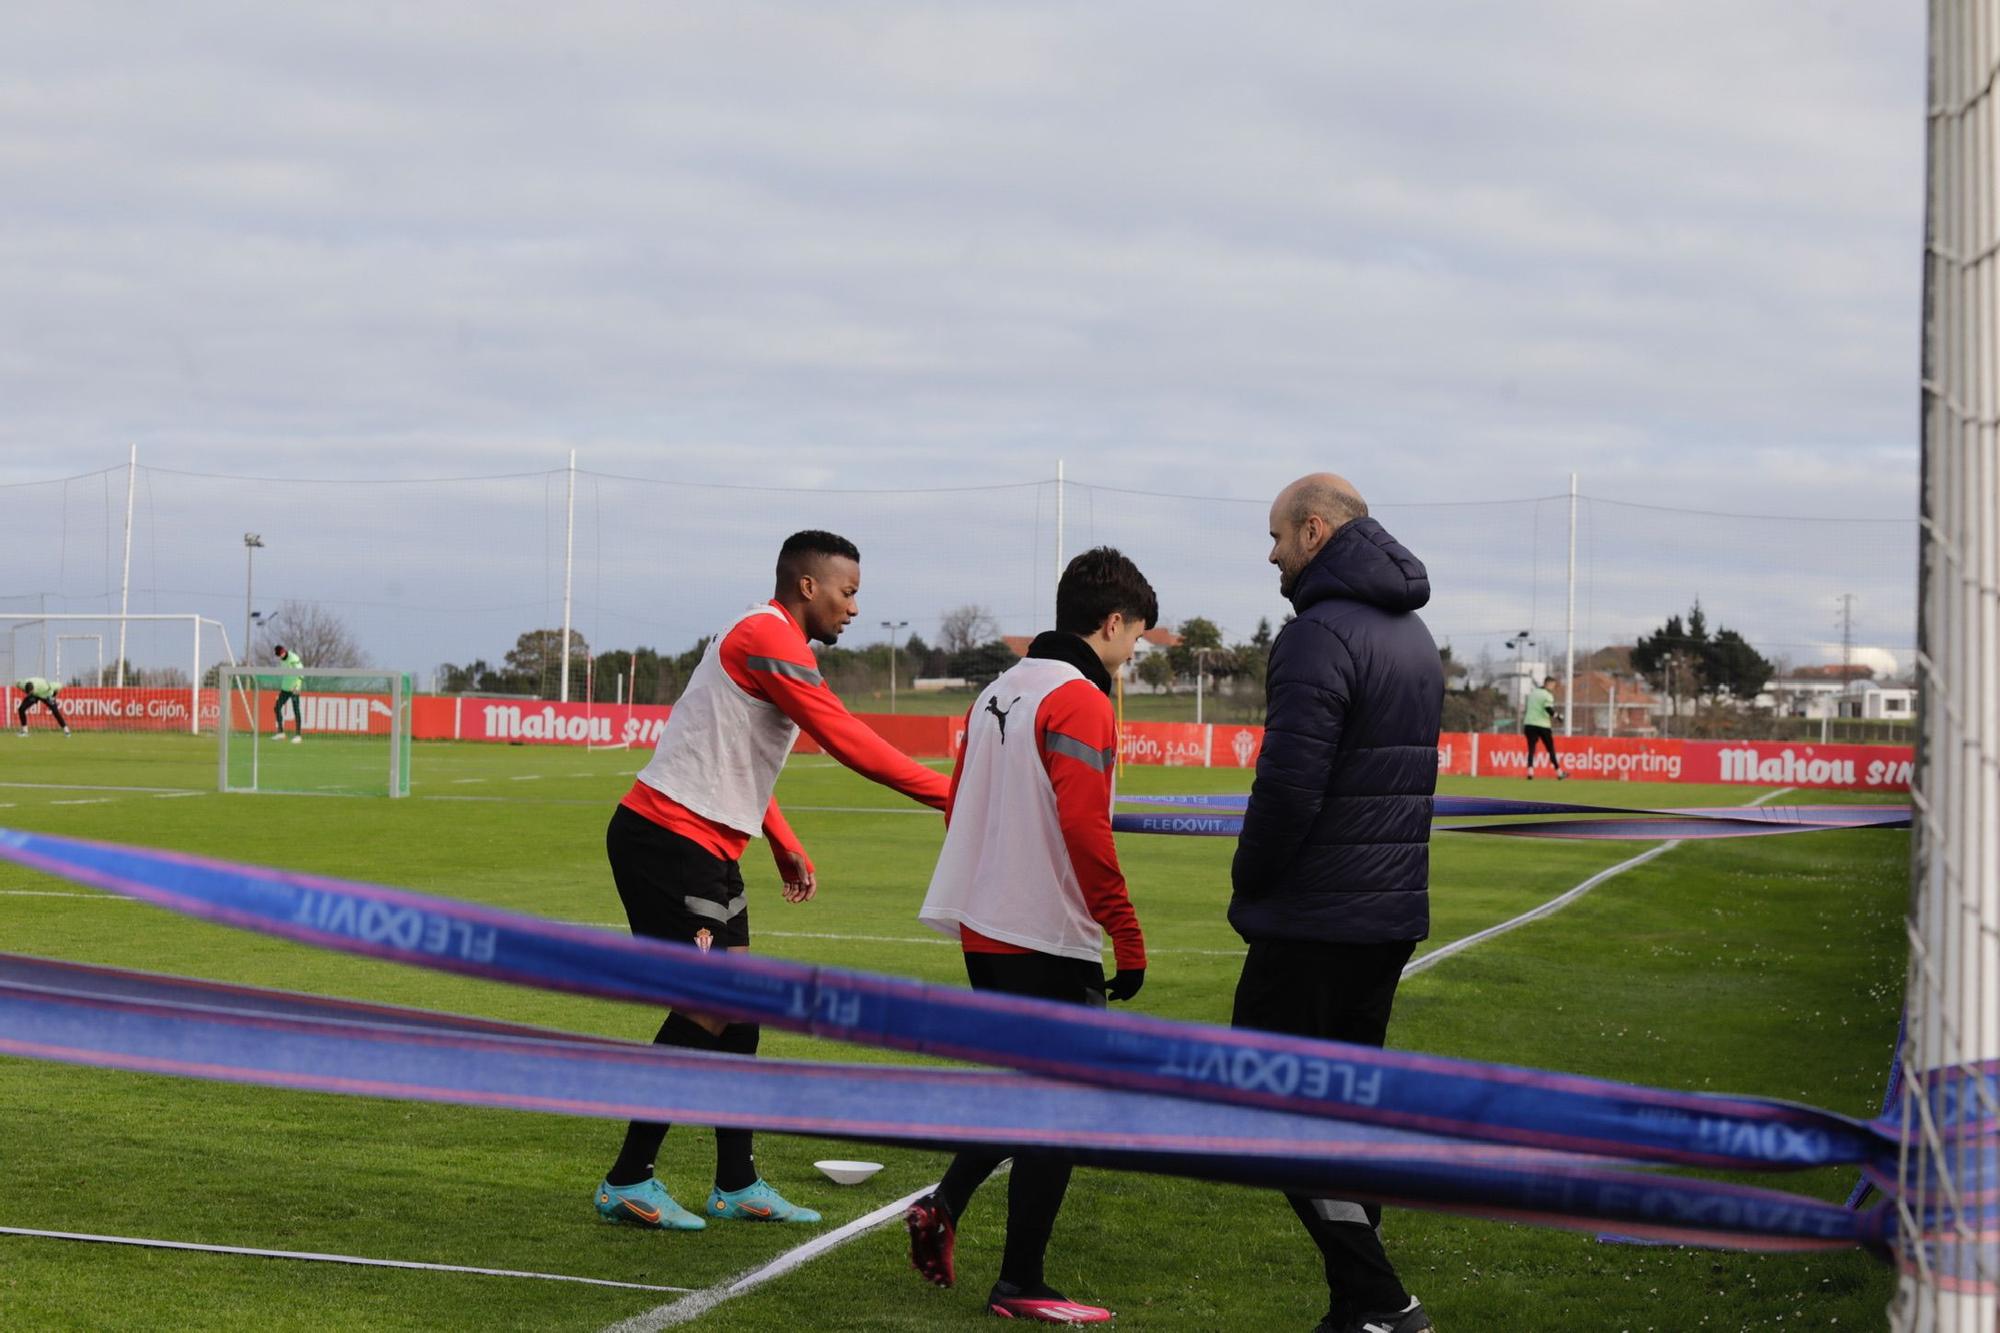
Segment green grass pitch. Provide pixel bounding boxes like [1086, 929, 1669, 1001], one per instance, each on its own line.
[0, 733, 1902, 1329]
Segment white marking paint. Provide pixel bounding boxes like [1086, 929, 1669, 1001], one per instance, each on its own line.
[152, 791, 204, 799]
[603, 1183, 936, 1331]
[1404, 787, 1797, 979]
[0, 1226, 691, 1292]
[0, 891, 135, 900]
[587, 785, 1807, 1329]
[0, 782, 195, 794]
[508, 775, 544, 782]
[450, 777, 489, 785]
[49, 798, 114, 807]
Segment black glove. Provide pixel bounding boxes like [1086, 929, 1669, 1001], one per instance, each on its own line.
[1105, 967, 1145, 1002]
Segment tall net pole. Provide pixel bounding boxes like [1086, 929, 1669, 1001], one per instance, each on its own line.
[1895, 2, 2000, 1326]
[560, 448, 576, 703]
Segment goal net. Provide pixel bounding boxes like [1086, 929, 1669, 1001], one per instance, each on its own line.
[218, 667, 413, 798]
[1895, 2, 2000, 1327]
[0, 614, 235, 736]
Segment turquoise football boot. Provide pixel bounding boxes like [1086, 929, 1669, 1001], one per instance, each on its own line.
[595, 1176, 706, 1231]
[704, 1178, 821, 1224]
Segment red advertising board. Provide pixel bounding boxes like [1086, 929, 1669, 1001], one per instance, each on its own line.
[6, 686, 218, 733]
[34, 683, 1904, 790]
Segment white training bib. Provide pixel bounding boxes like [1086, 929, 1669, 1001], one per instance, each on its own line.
[635, 606, 802, 835]
[919, 656, 1114, 962]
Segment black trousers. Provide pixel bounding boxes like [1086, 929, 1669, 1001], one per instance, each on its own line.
[1523, 724, 1560, 771]
[273, 691, 302, 731]
[937, 950, 1105, 1288]
[17, 695, 65, 728]
[1232, 938, 1416, 1321]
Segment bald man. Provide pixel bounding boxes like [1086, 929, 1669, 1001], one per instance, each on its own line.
[1229, 474, 1442, 1333]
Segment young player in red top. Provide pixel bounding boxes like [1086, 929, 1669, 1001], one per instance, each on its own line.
[908, 546, 1157, 1324]
[593, 530, 950, 1233]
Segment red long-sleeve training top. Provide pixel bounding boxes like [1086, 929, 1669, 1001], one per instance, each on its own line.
[622, 600, 949, 864]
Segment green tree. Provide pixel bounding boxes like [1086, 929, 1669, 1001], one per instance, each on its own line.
[1704, 628, 1773, 701]
[504, 628, 591, 698]
[950, 640, 1019, 689]
[1137, 650, 1175, 694]
[1169, 616, 1226, 680]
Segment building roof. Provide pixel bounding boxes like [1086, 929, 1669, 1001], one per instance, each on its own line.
[1556, 669, 1661, 710]
[1789, 663, 1876, 681]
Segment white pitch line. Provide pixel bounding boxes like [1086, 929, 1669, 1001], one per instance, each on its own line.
[0, 1226, 693, 1292]
[1404, 786, 1798, 979]
[597, 784, 1794, 1328]
[450, 777, 490, 784]
[509, 775, 545, 782]
[0, 890, 136, 900]
[603, 1183, 936, 1332]
[152, 791, 205, 799]
[0, 782, 196, 794]
[49, 798, 115, 807]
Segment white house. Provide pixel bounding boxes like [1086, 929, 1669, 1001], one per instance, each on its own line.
[1838, 684, 1916, 721]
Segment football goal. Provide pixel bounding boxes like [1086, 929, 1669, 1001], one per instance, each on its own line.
[218, 666, 413, 798]
[0, 614, 236, 736]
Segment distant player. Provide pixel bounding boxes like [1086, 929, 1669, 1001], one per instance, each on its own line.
[272, 645, 304, 744]
[593, 530, 950, 1233]
[15, 678, 70, 737]
[906, 547, 1156, 1325]
[1522, 674, 1565, 780]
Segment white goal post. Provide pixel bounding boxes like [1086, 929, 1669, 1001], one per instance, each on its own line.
[218, 666, 413, 798]
[1894, 2, 2000, 1327]
[0, 614, 237, 736]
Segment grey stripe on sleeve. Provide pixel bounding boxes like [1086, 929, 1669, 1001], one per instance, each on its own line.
[1045, 731, 1114, 772]
[684, 894, 748, 923]
[1309, 1199, 1373, 1226]
[744, 656, 824, 687]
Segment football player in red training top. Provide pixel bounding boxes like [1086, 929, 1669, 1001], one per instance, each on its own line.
[907, 546, 1157, 1323]
[593, 530, 950, 1233]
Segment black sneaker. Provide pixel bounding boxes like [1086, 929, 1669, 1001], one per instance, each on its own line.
[1326, 1296, 1431, 1333]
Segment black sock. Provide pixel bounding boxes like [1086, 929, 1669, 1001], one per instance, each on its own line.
[713, 1129, 757, 1192]
[606, 1012, 723, 1186]
[711, 1024, 762, 1191]
[996, 1154, 1073, 1289]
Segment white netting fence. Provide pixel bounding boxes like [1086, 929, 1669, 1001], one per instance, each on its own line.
[1894, 0, 2000, 1327]
[0, 463, 1917, 715]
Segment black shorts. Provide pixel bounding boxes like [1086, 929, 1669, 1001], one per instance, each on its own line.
[606, 804, 751, 950]
[963, 950, 1107, 1009]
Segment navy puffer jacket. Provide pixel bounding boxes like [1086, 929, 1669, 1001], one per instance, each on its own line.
[1229, 517, 1443, 944]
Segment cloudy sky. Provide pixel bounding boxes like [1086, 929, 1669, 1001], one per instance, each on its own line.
[0, 3, 1925, 674]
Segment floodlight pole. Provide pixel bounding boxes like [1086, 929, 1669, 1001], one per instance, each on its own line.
[242, 533, 264, 668]
[116, 444, 135, 686]
[1564, 472, 1577, 736]
[881, 619, 908, 712]
[560, 449, 576, 702]
[1054, 460, 1065, 603]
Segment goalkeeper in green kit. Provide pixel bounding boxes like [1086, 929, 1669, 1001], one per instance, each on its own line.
[272, 645, 304, 744]
[16, 678, 70, 736]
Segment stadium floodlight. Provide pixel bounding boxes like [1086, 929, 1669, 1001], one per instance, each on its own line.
[218, 666, 412, 797]
[242, 533, 264, 663]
